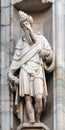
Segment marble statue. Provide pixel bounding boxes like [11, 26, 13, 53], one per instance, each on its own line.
[8, 11, 55, 124]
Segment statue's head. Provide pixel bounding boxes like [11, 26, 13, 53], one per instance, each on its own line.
[18, 11, 33, 28]
[18, 11, 35, 44]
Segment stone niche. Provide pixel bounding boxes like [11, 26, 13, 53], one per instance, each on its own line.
[10, 0, 53, 130]
[14, 0, 52, 13]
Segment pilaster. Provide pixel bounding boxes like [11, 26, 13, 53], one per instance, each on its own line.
[52, 0, 65, 130]
[1, 0, 11, 130]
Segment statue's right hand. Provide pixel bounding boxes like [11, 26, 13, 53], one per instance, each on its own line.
[14, 78, 19, 86]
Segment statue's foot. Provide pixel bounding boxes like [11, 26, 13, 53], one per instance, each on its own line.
[36, 119, 41, 123]
[29, 119, 35, 124]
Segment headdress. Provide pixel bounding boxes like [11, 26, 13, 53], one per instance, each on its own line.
[18, 11, 33, 25]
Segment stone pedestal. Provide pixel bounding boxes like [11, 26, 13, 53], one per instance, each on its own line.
[17, 123, 49, 130]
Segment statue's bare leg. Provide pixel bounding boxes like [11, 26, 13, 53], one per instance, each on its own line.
[35, 94, 43, 122]
[25, 95, 35, 123]
[20, 102, 24, 123]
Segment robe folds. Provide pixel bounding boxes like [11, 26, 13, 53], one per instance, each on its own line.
[9, 34, 55, 102]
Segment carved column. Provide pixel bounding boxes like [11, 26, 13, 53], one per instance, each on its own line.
[1, 0, 11, 130]
[52, 0, 65, 130]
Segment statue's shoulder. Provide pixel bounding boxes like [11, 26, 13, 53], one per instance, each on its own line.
[36, 32, 46, 40]
[40, 35, 46, 40]
[39, 34, 48, 43]
[35, 32, 43, 38]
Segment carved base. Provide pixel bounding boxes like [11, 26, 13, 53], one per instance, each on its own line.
[17, 123, 50, 130]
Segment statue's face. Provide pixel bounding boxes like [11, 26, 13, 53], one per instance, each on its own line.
[22, 21, 35, 44]
[22, 21, 32, 33]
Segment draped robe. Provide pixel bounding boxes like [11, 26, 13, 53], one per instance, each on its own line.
[9, 34, 55, 102]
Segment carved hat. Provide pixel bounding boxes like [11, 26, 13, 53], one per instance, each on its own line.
[18, 11, 33, 25]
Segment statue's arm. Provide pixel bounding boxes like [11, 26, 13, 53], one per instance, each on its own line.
[8, 39, 22, 84]
[37, 36, 53, 62]
[40, 36, 55, 72]
[40, 36, 54, 62]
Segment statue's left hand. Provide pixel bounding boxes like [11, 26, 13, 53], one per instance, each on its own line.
[37, 49, 49, 57]
[45, 54, 53, 63]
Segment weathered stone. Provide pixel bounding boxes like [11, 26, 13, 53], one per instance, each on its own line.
[8, 11, 55, 130]
[14, 0, 52, 13]
[1, 0, 10, 7]
[1, 7, 10, 25]
[17, 123, 49, 130]
[0, 0, 65, 130]
[1, 111, 10, 130]
[52, 1, 65, 130]
[1, 26, 10, 44]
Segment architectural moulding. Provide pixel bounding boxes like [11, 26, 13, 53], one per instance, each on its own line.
[13, 0, 52, 13]
[41, 0, 55, 3]
[12, 0, 55, 5]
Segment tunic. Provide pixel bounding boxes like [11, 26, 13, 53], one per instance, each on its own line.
[9, 34, 54, 99]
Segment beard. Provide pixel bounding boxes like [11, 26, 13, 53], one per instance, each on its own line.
[23, 27, 36, 45]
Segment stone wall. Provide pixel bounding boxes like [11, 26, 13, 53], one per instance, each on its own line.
[1, 0, 11, 130]
[52, 1, 65, 130]
[0, 1, 1, 129]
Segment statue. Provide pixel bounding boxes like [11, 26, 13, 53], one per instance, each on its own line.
[8, 11, 55, 124]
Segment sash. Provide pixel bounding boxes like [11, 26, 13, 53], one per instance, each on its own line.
[10, 41, 41, 71]
[20, 44, 38, 66]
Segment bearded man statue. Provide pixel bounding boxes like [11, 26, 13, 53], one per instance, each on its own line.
[8, 11, 55, 124]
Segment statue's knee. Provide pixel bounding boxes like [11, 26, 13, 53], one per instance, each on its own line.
[35, 94, 42, 113]
[25, 95, 32, 102]
[35, 94, 42, 102]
